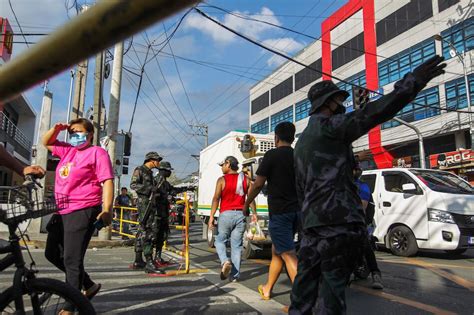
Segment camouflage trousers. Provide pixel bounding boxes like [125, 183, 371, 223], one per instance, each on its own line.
[134, 200, 158, 258]
[289, 224, 366, 315]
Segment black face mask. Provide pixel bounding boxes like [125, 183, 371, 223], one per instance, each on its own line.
[159, 170, 171, 178]
[330, 98, 346, 115]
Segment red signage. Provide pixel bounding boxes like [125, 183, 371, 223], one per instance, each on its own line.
[429, 149, 474, 170]
[0, 17, 13, 62]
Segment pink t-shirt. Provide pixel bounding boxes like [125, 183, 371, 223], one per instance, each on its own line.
[52, 141, 114, 215]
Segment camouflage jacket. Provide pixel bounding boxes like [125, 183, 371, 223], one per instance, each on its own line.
[130, 165, 155, 198]
[295, 73, 424, 230]
[154, 175, 188, 207]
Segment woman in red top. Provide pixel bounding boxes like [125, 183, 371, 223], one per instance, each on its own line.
[209, 156, 257, 281]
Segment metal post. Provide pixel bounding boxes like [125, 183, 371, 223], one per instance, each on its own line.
[65, 69, 75, 141]
[461, 53, 474, 149]
[393, 117, 426, 168]
[184, 191, 190, 273]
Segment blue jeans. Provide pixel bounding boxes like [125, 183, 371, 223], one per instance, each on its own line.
[215, 210, 246, 279]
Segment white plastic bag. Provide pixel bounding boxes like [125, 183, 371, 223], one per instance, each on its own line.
[247, 221, 265, 241]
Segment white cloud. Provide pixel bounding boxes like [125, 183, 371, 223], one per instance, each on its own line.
[262, 37, 305, 67]
[184, 7, 281, 44]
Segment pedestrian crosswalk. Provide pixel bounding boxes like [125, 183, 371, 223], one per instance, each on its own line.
[0, 247, 286, 314]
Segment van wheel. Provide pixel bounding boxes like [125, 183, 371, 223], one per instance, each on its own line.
[445, 249, 467, 256]
[207, 225, 215, 248]
[388, 226, 418, 257]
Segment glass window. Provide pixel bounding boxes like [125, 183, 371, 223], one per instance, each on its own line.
[382, 87, 440, 129]
[444, 74, 474, 110]
[295, 99, 311, 121]
[378, 39, 436, 87]
[383, 172, 419, 193]
[410, 170, 473, 194]
[251, 118, 269, 135]
[441, 17, 474, 60]
[360, 174, 377, 193]
[270, 106, 293, 131]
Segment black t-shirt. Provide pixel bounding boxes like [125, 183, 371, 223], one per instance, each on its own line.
[256, 146, 299, 215]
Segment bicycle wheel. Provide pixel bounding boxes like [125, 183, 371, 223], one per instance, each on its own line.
[0, 278, 96, 314]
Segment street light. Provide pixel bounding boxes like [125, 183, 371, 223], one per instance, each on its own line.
[434, 34, 474, 149]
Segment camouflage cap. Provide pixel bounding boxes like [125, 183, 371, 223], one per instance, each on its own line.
[144, 151, 163, 162]
[308, 80, 349, 115]
[159, 161, 173, 171]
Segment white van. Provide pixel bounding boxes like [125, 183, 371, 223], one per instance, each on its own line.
[360, 168, 474, 256]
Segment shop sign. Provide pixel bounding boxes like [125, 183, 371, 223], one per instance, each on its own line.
[429, 149, 474, 170]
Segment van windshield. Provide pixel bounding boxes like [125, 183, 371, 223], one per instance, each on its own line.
[410, 170, 473, 194]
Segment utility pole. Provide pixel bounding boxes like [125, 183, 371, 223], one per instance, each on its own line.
[30, 90, 53, 235]
[71, 5, 89, 119]
[393, 117, 426, 168]
[93, 51, 104, 145]
[65, 69, 75, 141]
[189, 123, 208, 148]
[102, 41, 124, 241]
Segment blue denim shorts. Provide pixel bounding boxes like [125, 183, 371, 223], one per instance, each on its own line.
[269, 211, 301, 254]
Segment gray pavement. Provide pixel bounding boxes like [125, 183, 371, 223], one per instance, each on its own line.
[1, 221, 473, 314]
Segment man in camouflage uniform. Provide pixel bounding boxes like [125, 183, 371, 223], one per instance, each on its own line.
[290, 56, 446, 314]
[152, 161, 192, 268]
[130, 151, 164, 274]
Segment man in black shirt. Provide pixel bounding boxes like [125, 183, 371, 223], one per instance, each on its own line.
[244, 122, 300, 300]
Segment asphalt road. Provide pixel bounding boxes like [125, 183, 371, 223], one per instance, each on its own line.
[1, 221, 473, 314]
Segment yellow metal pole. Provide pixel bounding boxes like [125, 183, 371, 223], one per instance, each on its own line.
[0, 0, 200, 102]
[120, 207, 124, 235]
[184, 191, 190, 273]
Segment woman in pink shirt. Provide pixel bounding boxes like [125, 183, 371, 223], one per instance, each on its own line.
[42, 118, 114, 314]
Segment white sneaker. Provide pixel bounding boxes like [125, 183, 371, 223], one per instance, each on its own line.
[371, 272, 384, 290]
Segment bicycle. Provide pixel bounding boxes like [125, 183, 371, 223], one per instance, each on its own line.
[0, 175, 96, 314]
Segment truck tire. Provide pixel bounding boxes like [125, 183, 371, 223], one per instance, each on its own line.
[388, 226, 418, 257]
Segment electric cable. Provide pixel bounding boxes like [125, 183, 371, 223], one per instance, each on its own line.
[194, 7, 474, 116]
[8, 0, 30, 48]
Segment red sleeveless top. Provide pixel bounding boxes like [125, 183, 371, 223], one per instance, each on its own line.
[220, 173, 248, 212]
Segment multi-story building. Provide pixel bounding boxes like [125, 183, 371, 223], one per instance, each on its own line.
[249, 0, 474, 182]
[0, 17, 37, 186]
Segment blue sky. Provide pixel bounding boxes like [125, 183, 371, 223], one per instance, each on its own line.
[1, 0, 347, 184]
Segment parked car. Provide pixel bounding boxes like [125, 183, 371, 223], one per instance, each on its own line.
[361, 168, 474, 257]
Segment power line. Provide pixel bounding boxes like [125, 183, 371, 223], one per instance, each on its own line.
[8, 0, 30, 48]
[194, 7, 474, 116]
[161, 24, 199, 123]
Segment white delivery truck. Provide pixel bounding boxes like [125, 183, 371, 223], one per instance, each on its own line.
[197, 131, 275, 258]
[360, 168, 474, 256]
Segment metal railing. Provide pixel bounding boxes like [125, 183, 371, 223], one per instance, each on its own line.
[0, 112, 32, 156]
[112, 193, 201, 274]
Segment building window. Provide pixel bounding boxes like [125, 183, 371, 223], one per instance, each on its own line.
[376, 0, 433, 46]
[271, 77, 293, 104]
[295, 99, 311, 121]
[382, 87, 440, 129]
[438, 0, 460, 13]
[378, 39, 435, 87]
[440, 17, 474, 60]
[295, 59, 322, 91]
[445, 75, 474, 110]
[251, 91, 269, 115]
[271, 106, 293, 131]
[251, 118, 269, 134]
[337, 71, 366, 113]
[332, 32, 365, 70]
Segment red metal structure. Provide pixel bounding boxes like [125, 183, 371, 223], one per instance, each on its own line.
[321, 0, 393, 168]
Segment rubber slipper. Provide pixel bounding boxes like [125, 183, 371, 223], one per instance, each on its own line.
[258, 284, 270, 300]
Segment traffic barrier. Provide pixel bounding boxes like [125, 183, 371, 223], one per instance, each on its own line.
[113, 192, 207, 275]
